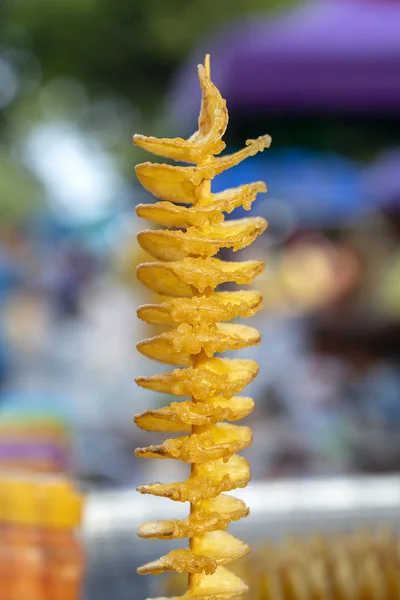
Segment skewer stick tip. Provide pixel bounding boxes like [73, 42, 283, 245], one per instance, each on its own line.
[205, 54, 211, 78]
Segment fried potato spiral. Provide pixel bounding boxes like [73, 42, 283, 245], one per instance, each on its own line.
[165, 530, 400, 600]
[134, 54, 270, 600]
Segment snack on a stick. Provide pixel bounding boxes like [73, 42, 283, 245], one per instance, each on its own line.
[165, 530, 400, 600]
[134, 54, 270, 600]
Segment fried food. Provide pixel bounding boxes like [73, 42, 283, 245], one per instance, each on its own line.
[137, 323, 261, 366]
[137, 291, 262, 327]
[134, 396, 254, 432]
[136, 257, 264, 297]
[138, 531, 249, 576]
[165, 530, 400, 600]
[138, 217, 266, 262]
[137, 454, 251, 503]
[135, 183, 266, 229]
[134, 55, 269, 600]
[135, 358, 259, 400]
[135, 423, 252, 463]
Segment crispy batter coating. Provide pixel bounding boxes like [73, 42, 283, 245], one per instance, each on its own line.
[137, 323, 261, 366]
[138, 217, 267, 262]
[137, 257, 264, 297]
[135, 137, 270, 204]
[137, 291, 262, 327]
[138, 495, 248, 540]
[156, 567, 249, 600]
[135, 358, 259, 400]
[138, 549, 218, 576]
[134, 55, 269, 600]
[134, 396, 254, 432]
[137, 454, 251, 503]
[134, 64, 227, 164]
[160, 530, 400, 600]
[138, 532, 249, 576]
[135, 423, 252, 463]
[135, 183, 266, 229]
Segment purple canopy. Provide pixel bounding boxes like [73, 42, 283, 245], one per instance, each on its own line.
[168, 0, 400, 122]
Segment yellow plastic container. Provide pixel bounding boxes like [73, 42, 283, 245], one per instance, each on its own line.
[40, 480, 85, 600]
[2, 478, 45, 600]
[0, 475, 85, 600]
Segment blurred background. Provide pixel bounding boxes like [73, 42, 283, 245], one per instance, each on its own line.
[1, 0, 400, 598]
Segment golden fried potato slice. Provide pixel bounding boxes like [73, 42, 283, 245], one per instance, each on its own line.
[187, 60, 228, 151]
[211, 182, 266, 212]
[135, 357, 259, 399]
[135, 423, 252, 463]
[135, 162, 198, 204]
[307, 558, 331, 600]
[134, 396, 254, 432]
[135, 137, 271, 204]
[138, 495, 248, 540]
[384, 559, 400, 597]
[211, 135, 271, 173]
[360, 556, 387, 600]
[137, 454, 250, 503]
[148, 567, 248, 600]
[180, 567, 249, 600]
[137, 290, 262, 326]
[137, 258, 264, 296]
[137, 218, 267, 262]
[196, 495, 249, 517]
[134, 65, 227, 164]
[136, 201, 221, 229]
[193, 531, 249, 566]
[137, 323, 261, 366]
[134, 183, 265, 229]
[195, 455, 250, 494]
[281, 563, 310, 600]
[137, 262, 192, 297]
[138, 548, 217, 576]
[138, 532, 249, 576]
[260, 569, 285, 600]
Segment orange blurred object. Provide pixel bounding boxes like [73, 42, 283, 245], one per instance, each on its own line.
[41, 481, 85, 600]
[3, 480, 45, 600]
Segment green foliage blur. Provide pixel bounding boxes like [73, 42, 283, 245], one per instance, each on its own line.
[3, 0, 294, 111]
[0, 0, 295, 225]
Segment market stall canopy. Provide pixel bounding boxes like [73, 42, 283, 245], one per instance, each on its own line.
[168, 0, 400, 122]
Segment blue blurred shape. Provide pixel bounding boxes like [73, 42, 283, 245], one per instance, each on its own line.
[362, 148, 400, 212]
[0, 390, 71, 424]
[212, 148, 364, 226]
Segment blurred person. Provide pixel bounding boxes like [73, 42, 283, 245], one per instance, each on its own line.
[379, 204, 400, 321]
[2, 288, 51, 365]
[329, 213, 400, 323]
[0, 228, 28, 391]
[57, 254, 80, 317]
[239, 231, 363, 318]
[39, 238, 98, 319]
[243, 227, 400, 476]
[312, 315, 400, 473]
[0, 321, 11, 392]
[0, 229, 25, 301]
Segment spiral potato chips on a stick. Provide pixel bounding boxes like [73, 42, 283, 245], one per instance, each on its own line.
[164, 530, 400, 600]
[134, 55, 270, 600]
